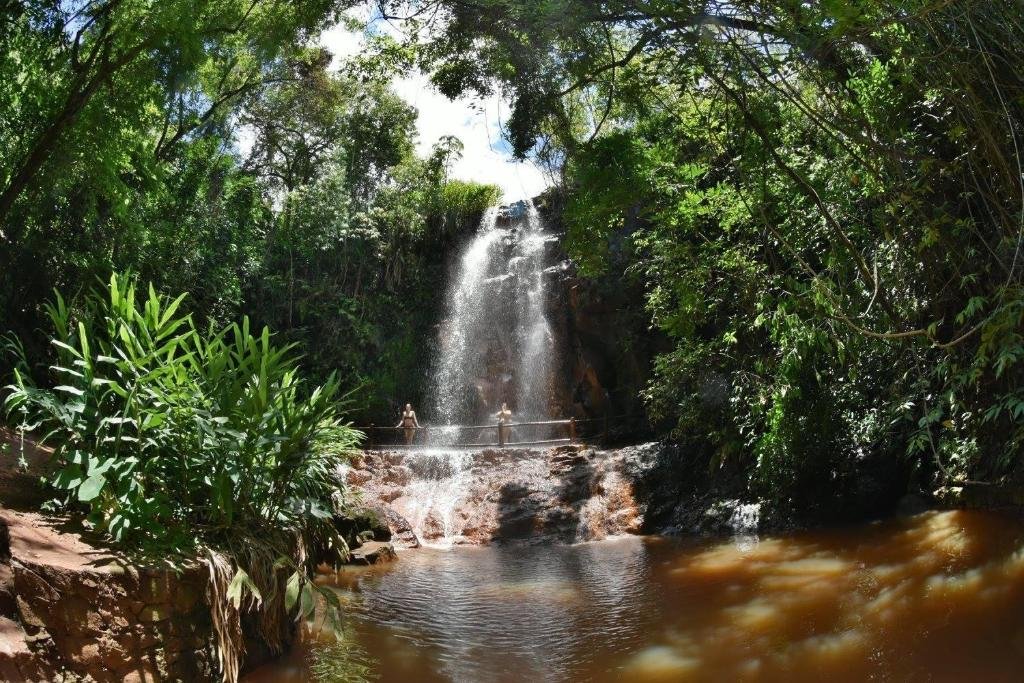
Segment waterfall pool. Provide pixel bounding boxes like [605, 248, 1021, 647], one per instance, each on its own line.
[247, 509, 1024, 682]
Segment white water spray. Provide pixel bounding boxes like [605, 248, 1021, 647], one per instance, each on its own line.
[427, 201, 559, 442]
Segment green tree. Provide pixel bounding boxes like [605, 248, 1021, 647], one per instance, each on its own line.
[378, 0, 1024, 508]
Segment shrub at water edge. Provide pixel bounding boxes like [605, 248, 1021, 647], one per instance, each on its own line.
[4, 272, 360, 679]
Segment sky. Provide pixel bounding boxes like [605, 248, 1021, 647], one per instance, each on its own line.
[319, 15, 551, 202]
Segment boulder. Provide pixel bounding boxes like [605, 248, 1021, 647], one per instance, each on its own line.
[347, 542, 397, 566]
[372, 506, 419, 548]
[332, 507, 392, 550]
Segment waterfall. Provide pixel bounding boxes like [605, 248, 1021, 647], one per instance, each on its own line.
[514, 203, 555, 421]
[729, 502, 761, 552]
[387, 200, 563, 546]
[426, 200, 558, 442]
[429, 208, 505, 428]
[398, 449, 474, 548]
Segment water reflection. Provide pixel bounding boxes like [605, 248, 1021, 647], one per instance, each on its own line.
[247, 510, 1024, 682]
[340, 537, 652, 683]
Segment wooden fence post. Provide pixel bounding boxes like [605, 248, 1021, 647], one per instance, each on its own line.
[569, 417, 577, 443]
[369, 423, 375, 446]
[497, 422, 504, 447]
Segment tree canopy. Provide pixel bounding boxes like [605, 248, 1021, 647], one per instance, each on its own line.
[362, 0, 1024, 508]
[5, 0, 1024, 520]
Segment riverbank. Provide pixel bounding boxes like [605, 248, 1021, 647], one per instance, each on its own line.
[0, 429, 219, 680]
[0, 429, 395, 681]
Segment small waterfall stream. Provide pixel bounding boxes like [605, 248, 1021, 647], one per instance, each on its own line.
[396, 450, 473, 546]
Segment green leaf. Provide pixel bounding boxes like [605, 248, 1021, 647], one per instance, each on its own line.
[53, 463, 85, 490]
[227, 567, 263, 609]
[299, 583, 315, 620]
[284, 571, 301, 611]
[77, 473, 107, 502]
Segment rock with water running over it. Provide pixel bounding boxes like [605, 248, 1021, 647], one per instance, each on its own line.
[370, 505, 420, 548]
[349, 445, 652, 545]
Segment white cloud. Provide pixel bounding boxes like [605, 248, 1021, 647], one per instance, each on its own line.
[320, 19, 551, 202]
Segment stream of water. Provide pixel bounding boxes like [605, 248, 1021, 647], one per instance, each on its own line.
[426, 201, 558, 443]
[249, 509, 1024, 682]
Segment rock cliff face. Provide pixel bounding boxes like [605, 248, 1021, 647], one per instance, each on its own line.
[347, 444, 673, 547]
[0, 510, 217, 683]
[534, 194, 662, 438]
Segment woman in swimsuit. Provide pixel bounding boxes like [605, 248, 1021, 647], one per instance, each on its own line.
[397, 403, 420, 445]
[494, 402, 512, 445]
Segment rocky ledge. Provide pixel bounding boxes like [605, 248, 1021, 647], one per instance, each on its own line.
[348, 444, 661, 546]
[344, 441, 846, 548]
[0, 509, 217, 682]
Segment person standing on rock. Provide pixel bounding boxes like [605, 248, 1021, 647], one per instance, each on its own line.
[397, 404, 420, 445]
[495, 402, 513, 445]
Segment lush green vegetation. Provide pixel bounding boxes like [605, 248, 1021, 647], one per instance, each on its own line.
[6, 273, 352, 550]
[370, 0, 1024, 515]
[6, 0, 1024, 675]
[0, 2, 497, 678]
[5, 273, 355, 676]
[0, 1, 499, 421]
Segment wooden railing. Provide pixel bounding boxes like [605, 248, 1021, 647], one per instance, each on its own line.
[362, 418, 579, 448]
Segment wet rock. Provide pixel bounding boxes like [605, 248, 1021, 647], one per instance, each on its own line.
[382, 465, 412, 487]
[698, 499, 762, 535]
[421, 512, 446, 540]
[378, 488, 402, 503]
[372, 506, 420, 548]
[332, 507, 391, 550]
[345, 469, 372, 486]
[348, 542, 397, 566]
[356, 445, 651, 546]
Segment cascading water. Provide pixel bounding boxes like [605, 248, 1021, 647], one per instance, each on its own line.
[428, 208, 505, 428]
[388, 200, 564, 546]
[514, 204, 556, 422]
[427, 200, 559, 435]
[396, 450, 473, 547]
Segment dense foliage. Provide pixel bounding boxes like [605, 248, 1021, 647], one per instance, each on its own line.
[4, 274, 358, 678]
[0, 1, 500, 422]
[373, 0, 1024, 515]
[5, 273, 354, 550]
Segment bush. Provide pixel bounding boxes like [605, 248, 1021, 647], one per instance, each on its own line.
[4, 273, 361, 677]
[6, 272, 359, 548]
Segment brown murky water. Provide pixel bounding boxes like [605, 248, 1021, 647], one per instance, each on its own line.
[248, 510, 1024, 682]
